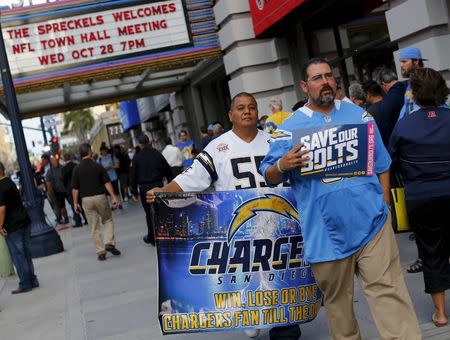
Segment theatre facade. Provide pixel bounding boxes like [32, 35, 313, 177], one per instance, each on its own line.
[1, 0, 449, 147]
[140, 0, 450, 147]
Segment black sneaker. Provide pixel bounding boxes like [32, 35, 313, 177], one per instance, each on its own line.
[98, 253, 106, 261]
[143, 235, 155, 246]
[105, 244, 121, 256]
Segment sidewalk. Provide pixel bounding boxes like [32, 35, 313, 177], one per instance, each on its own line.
[0, 201, 449, 340]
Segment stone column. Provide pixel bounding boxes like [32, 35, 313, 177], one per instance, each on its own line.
[386, 0, 450, 83]
[214, 0, 298, 115]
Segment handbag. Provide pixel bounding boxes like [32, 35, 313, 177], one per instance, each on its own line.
[390, 173, 410, 232]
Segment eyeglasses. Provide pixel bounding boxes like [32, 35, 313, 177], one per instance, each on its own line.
[307, 73, 334, 83]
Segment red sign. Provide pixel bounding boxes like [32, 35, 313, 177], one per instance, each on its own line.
[249, 0, 305, 37]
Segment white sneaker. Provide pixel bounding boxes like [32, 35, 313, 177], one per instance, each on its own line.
[244, 329, 260, 338]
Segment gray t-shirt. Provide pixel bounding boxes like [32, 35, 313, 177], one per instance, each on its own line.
[46, 166, 66, 193]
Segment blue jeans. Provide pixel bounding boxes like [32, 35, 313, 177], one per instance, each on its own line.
[6, 224, 38, 290]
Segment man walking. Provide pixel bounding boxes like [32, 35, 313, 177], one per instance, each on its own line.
[130, 134, 173, 245]
[147, 92, 302, 340]
[261, 58, 420, 340]
[374, 67, 406, 146]
[72, 144, 121, 261]
[176, 130, 195, 169]
[62, 153, 87, 227]
[0, 162, 38, 294]
[398, 46, 426, 119]
[113, 145, 131, 202]
[46, 157, 69, 224]
[161, 137, 183, 176]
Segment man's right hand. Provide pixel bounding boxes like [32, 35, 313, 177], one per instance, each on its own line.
[146, 187, 164, 204]
[74, 203, 82, 213]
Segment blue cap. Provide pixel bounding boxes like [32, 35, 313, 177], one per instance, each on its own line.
[207, 124, 214, 131]
[399, 46, 427, 60]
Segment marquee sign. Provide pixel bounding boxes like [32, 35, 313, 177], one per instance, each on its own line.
[0, 0, 221, 93]
[3, 0, 191, 76]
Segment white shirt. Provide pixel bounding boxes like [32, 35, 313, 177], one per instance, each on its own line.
[175, 129, 271, 191]
[162, 144, 183, 167]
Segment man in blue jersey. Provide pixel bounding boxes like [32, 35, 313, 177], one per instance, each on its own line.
[260, 58, 420, 340]
[398, 46, 425, 120]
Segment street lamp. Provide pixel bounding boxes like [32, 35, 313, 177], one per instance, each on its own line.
[0, 21, 63, 257]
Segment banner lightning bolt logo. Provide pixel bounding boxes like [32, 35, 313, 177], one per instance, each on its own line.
[227, 194, 299, 244]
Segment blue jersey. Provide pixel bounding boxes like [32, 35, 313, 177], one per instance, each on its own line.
[398, 83, 419, 120]
[398, 83, 448, 120]
[260, 100, 391, 263]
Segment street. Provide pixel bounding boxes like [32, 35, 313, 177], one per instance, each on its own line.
[0, 201, 449, 340]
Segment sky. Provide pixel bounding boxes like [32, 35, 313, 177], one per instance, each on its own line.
[0, 114, 49, 158]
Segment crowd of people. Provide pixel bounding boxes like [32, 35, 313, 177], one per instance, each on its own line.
[0, 45, 449, 339]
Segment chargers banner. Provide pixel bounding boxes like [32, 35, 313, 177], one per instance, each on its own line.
[154, 187, 322, 334]
[292, 123, 375, 178]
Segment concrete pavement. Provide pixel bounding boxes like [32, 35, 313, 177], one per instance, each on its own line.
[0, 200, 449, 339]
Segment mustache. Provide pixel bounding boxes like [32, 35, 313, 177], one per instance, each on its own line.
[320, 85, 333, 94]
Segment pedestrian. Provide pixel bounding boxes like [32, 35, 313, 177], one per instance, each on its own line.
[130, 134, 173, 245]
[61, 153, 87, 227]
[257, 115, 268, 130]
[374, 67, 406, 146]
[264, 97, 292, 134]
[397, 46, 428, 272]
[98, 144, 122, 209]
[40, 153, 59, 222]
[113, 145, 131, 202]
[398, 46, 426, 119]
[260, 58, 421, 340]
[389, 68, 450, 328]
[212, 122, 224, 138]
[147, 92, 302, 340]
[361, 81, 386, 143]
[348, 82, 366, 107]
[46, 157, 69, 224]
[335, 82, 352, 103]
[72, 143, 121, 261]
[0, 161, 39, 294]
[198, 125, 213, 150]
[176, 130, 194, 169]
[161, 137, 183, 176]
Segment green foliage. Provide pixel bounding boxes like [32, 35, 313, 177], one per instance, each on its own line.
[63, 109, 94, 143]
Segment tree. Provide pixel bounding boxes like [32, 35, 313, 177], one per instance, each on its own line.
[63, 109, 94, 143]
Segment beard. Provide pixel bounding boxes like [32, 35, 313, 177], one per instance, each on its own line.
[401, 69, 411, 78]
[311, 85, 336, 107]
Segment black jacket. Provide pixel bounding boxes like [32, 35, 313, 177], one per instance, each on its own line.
[367, 81, 406, 147]
[129, 146, 174, 195]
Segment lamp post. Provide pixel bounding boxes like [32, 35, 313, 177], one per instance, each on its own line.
[0, 22, 63, 258]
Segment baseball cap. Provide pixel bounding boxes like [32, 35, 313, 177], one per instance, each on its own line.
[399, 46, 427, 61]
[138, 134, 150, 145]
[207, 124, 214, 131]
